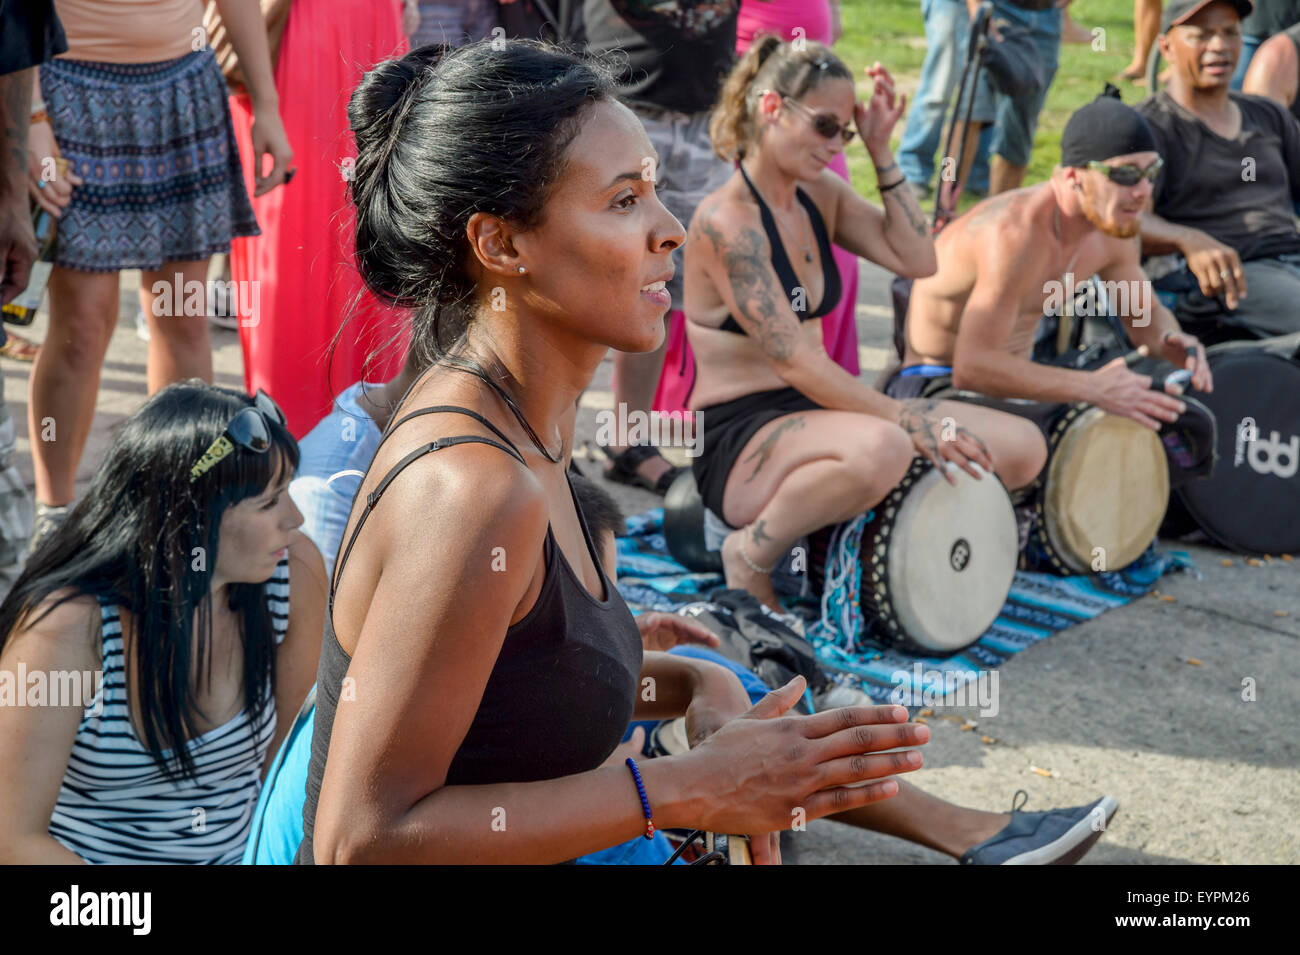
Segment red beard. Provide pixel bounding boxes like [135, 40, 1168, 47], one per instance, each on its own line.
[1080, 180, 1142, 239]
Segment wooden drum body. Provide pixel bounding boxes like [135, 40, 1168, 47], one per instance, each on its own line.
[1028, 404, 1170, 575]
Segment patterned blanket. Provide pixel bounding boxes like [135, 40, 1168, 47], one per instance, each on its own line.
[615, 508, 1194, 705]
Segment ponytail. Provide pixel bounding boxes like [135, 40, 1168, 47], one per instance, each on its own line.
[708, 35, 854, 162]
[709, 33, 783, 162]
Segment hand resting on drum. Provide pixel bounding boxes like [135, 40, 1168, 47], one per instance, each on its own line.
[1087, 348, 1187, 431]
[896, 397, 995, 483]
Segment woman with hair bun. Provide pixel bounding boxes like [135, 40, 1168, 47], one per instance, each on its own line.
[686, 36, 1048, 611]
[296, 39, 931, 866]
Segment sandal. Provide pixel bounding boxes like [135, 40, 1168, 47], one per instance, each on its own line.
[596, 443, 685, 496]
[0, 329, 41, 363]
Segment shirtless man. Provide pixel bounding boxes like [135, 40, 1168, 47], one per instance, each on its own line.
[885, 93, 1214, 428]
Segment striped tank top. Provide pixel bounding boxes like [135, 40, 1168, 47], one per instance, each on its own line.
[48, 557, 291, 864]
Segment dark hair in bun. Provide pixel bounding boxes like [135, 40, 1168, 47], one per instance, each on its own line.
[346, 39, 619, 371]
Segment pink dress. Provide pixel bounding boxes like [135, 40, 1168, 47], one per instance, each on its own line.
[653, 0, 859, 415]
[228, 0, 410, 438]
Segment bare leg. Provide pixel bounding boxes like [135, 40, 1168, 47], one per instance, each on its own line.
[140, 258, 214, 393]
[990, 156, 1028, 195]
[929, 399, 1047, 491]
[832, 779, 1010, 857]
[717, 410, 914, 612]
[1061, 8, 1092, 45]
[1122, 0, 1163, 79]
[29, 266, 120, 507]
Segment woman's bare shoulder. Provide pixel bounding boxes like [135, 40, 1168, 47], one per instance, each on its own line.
[2, 589, 102, 671]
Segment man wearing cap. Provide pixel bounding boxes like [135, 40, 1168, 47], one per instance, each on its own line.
[1138, 0, 1300, 340]
[883, 93, 1213, 432]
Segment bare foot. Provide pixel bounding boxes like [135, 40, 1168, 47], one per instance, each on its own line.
[1119, 63, 1146, 80]
[1062, 16, 1092, 44]
[720, 528, 783, 614]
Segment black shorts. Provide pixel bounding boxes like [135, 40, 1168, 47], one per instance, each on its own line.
[691, 387, 825, 521]
[881, 366, 956, 400]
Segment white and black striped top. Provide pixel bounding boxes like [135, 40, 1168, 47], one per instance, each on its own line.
[48, 558, 291, 864]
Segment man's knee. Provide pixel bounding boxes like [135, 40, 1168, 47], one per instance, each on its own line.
[1003, 417, 1048, 490]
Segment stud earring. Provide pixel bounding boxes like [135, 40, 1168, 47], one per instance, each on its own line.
[517, 265, 526, 274]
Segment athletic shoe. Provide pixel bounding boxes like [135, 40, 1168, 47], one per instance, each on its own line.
[134, 308, 150, 342]
[960, 791, 1119, 865]
[29, 503, 71, 555]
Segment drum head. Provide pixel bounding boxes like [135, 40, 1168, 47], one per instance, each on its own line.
[1177, 349, 1300, 555]
[1044, 408, 1168, 573]
[886, 466, 1018, 652]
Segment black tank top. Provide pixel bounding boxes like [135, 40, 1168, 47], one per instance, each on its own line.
[295, 405, 643, 865]
[716, 162, 843, 334]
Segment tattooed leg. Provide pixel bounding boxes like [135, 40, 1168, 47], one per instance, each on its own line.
[740, 415, 806, 483]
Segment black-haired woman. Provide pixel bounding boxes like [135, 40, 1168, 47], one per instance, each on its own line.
[0, 382, 325, 864]
[686, 36, 1048, 610]
[297, 39, 931, 866]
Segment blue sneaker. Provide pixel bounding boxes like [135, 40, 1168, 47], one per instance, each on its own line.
[960, 791, 1119, 865]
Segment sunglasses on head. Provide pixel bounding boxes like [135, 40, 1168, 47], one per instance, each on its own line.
[189, 390, 287, 483]
[780, 95, 856, 144]
[1086, 156, 1163, 187]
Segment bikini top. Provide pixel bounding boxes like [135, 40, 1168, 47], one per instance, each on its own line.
[716, 162, 843, 335]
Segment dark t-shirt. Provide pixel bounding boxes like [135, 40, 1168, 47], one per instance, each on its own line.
[1242, 0, 1300, 39]
[1138, 90, 1300, 261]
[580, 0, 740, 115]
[0, 0, 67, 76]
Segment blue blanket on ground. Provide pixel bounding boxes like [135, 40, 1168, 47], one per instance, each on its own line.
[615, 508, 1194, 705]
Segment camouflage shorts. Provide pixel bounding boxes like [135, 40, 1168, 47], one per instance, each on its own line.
[0, 378, 33, 603]
[630, 103, 735, 312]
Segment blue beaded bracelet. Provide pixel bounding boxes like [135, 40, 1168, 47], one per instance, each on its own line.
[624, 757, 655, 839]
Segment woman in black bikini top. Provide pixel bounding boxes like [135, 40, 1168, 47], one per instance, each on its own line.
[303, 39, 930, 865]
[681, 36, 1048, 613]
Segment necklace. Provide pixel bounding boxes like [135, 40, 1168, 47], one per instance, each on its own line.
[439, 356, 563, 464]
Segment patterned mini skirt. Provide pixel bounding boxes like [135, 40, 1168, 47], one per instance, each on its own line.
[39, 49, 260, 272]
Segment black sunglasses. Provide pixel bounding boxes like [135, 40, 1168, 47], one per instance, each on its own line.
[189, 390, 287, 483]
[781, 95, 856, 144]
[1087, 156, 1163, 187]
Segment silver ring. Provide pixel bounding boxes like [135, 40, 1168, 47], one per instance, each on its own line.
[1220, 269, 1230, 278]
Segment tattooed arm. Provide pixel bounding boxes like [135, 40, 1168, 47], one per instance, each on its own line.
[825, 166, 937, 278]
[693, 201, 985, 478]
[1, 69, 37, 306]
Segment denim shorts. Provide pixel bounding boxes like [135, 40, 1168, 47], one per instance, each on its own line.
[977, 1, 1062, 166]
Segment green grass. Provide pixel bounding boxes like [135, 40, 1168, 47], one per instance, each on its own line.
[832, 0, 1146, 211]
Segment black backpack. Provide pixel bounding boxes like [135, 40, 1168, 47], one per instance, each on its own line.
[679, 589, 828, 714]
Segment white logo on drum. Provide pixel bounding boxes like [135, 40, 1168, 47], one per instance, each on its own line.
[1246, 431, 1298, 478]
[950, 538, 971, 572]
